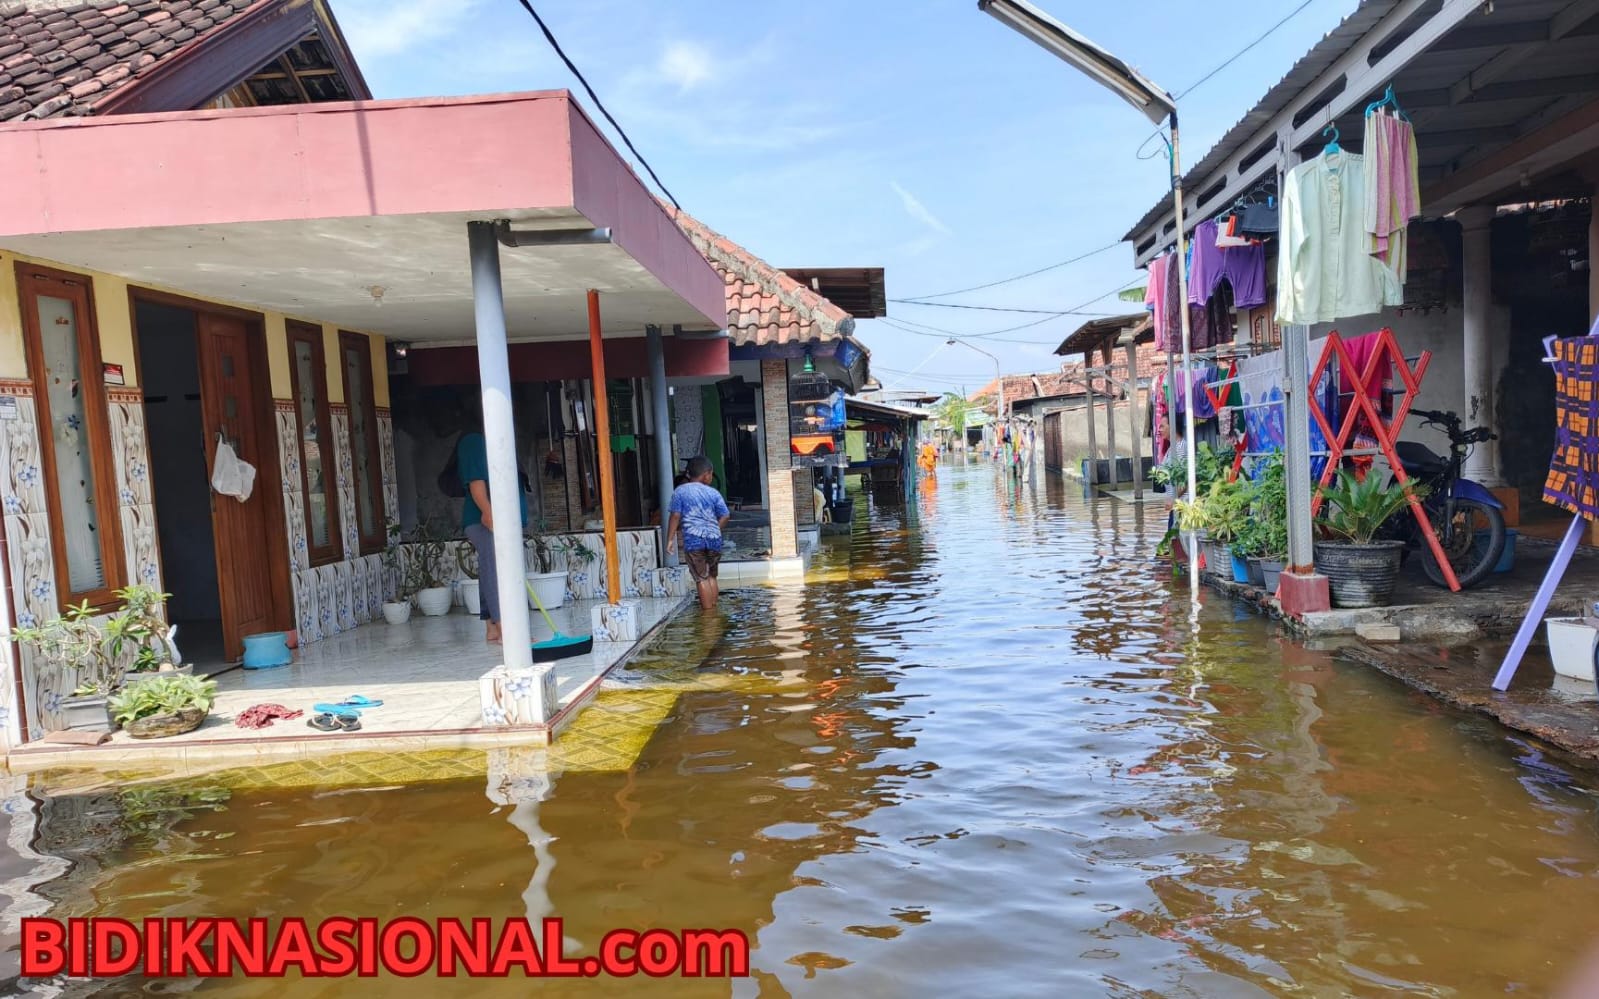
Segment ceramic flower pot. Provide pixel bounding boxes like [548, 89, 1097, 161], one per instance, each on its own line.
[61, 694, 110, 733]
[416, 587, 452, 617]
[460, 579, 481, 616]
[382, 600, 412, 625]
[125, 705, 207, 739]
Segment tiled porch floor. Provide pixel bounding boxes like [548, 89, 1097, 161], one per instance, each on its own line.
[9, 596, 689, 769]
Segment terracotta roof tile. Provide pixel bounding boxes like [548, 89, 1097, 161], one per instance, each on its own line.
[0, 0, 268, 122]
[667, 207, 855, 348]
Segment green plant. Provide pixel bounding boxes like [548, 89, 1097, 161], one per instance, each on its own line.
[109, 585, 177, 674]
[1202, 476, 1255, 544]
[1152, 441, 1230, 496]
[1232, 517, 1267, 559]
[7, 601, 120, 696]
[1316, 469, 1425, 545]
[528, 520, 597, 575]
[108, 674, 217, 726]
[1173, 494, 1209, 535]
[383, 521, 450, 598]
[454, 541, 479, 581]
[1250, 451, 1289, 560]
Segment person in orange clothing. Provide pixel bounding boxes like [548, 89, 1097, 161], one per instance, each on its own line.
[917, 441, 937, 475]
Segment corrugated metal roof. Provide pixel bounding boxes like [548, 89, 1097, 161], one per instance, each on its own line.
[1120, 0, 1406, 244]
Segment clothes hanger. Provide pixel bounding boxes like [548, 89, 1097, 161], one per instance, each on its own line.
[1322, 123, 1341, 157]
[1364, 83, 1410, 122]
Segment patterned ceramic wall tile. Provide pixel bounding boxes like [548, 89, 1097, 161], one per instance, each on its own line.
[0, 385, 49, 520]
[377, 408, 395, 486]
[652, 565, 693, 598]
[293, 570, 321, 645]
[332, 561, 355, 633]
[315, 564, 338, 639]
[4, 510, 56, 737]
[479, 664, 557, 727]
[363, 555, 384, 619]
[107, 389, 152, 508]
[330, 406, 357, 563]
[275, 403, 309, 573]
[119, 505, 162, 591]
[591, 601, 640, 643]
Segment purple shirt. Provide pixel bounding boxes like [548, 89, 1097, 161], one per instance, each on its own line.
[1188, 219, 1267, 310]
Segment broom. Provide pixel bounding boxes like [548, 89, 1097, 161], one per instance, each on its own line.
[525, 580, 594, 661]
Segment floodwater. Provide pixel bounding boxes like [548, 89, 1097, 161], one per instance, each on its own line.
[8, 463, 1599, 997]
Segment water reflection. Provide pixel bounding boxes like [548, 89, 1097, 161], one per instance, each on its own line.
[5, 468, 1599, 995]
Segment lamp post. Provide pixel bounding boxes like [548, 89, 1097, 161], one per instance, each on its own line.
[978, 0, 1199, 578]
[947, 337, 1003, 450]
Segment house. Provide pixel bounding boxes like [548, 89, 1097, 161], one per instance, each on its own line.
[0, 1, 739, 748]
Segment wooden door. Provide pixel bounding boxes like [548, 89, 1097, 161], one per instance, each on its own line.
[197, 314, 274, 660]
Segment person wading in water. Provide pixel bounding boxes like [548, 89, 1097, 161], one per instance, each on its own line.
[666, 456, 731, 611]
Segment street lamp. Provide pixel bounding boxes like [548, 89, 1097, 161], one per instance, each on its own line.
[946, 337, 1004, 432]
[978, 0, 1199, 555]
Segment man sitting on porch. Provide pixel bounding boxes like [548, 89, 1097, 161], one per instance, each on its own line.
[459, 419, 529, 644]
[666, 456, 731, 611]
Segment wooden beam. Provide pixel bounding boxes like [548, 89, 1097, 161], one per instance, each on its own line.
[587, 290, 621, 605]
[1447, 0, 1599, 105]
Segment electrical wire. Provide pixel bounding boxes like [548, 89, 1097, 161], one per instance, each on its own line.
[512, 0, 681, 210]
[1134, 0, 1322, 161]
[886, 300, 1119, 316]
[896, 241, 1123, 302]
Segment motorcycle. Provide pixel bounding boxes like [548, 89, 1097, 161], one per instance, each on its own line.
[1380, 408, 1505, 589]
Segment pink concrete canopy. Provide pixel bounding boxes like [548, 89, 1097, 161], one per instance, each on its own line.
[0, 91, 728, 342]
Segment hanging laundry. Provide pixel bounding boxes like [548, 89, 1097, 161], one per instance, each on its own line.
[1362, 108, 1420, 280]
[1277, 152, 1403, 326]
[1188, 219, 1268, 310]
[1544, 334, 1599, 521]
[1144, 252, 1173, 351]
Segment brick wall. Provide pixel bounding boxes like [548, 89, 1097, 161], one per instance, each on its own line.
[760, 360, 799, 559]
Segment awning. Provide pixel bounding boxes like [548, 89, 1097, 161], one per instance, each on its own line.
[0, 91, 728, 343]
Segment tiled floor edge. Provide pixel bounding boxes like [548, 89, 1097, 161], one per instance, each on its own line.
[545, 595, 694, 738]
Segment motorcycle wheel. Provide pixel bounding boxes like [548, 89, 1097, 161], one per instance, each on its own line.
[1420, 498, 1505, 589]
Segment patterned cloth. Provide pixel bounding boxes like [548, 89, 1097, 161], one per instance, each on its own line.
[1544, 335, 1599, 520]
[235, 703, 304, 729]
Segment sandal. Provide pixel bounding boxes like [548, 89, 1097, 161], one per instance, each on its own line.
[307, 713, 340, 732]
[314, 703, 362, 716]
[336, 713, 361, 732]
[338, 695, 383, 708]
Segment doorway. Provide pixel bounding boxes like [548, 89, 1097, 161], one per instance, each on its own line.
[133, 297, 285, 666]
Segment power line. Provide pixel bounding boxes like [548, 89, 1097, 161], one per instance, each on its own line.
[1175, 0, 1320, 102]
[513, 0, 681, 210]
[897, 241, 1123, 302]
[887, 300, 1118, 316]
[879, 312, 1060, 338]
[1134, 0, 1321, 160]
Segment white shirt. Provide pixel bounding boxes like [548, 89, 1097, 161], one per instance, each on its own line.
[1276, 151, 1402, 326]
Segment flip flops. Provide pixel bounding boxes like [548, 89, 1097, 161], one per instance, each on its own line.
[339, 695, 383, 707]
[307, 712, 361, 732]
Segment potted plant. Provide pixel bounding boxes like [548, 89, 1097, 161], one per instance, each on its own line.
[1314, 469, 1424, 608]
[527, 528, 595, 609]
[109, 585, 189, 683]
[405, 521, 453, 616]
[7, 601, 125, 731]
[1250, 451, 1289, 594]
[1195, 476, 1252, 581]
[1232, 519, 1268, 588]
[454, 542, 481, 616]
[107, 673, 217, 739]
[381, 522, 415, 624]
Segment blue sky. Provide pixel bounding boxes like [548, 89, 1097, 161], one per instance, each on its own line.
[332, 0, 1359, 395]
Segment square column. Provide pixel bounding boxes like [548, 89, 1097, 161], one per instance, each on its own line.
[760, 359, 800, 559]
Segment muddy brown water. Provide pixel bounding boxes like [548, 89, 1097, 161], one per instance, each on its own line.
[7, 465, 1599, 997]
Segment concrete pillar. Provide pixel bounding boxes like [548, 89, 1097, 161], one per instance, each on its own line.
[1102, 346, 1119, 489]
[1279, 320, 1330, 615]
[467, 221, 533, 671]
[1459, 206, 1502, 486]
[760, 360, 799, 559]
[645, 326, 676, 566]
[1083, 376, 1098, 486]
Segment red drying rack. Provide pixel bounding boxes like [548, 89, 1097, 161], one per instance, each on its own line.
[1304, 328, 1458, 591]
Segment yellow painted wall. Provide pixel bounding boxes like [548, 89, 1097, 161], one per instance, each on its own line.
[0, 249, 388, 404]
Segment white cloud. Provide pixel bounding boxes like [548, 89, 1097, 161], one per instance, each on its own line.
[890, 181, 951, 235]
[658, 41, 714, 92]
[339, 0, 483, 60]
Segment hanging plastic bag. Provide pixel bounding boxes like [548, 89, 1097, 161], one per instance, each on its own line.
[211, 437, 257, 502]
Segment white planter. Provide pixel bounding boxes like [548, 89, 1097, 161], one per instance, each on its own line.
[416, 586, 453, 617]
[460, 579, 481, 616]
[526, 571, 568, 610]
[1546, 618, 1599, 681]
[381, 601, 412, 625]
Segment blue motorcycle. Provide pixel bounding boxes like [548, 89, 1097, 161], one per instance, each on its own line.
[1385, 408, 1506, 589]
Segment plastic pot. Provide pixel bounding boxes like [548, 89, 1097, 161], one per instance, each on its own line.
[1230, 554, 1252, 584]
[416, 587, 453, 617]
[460, 579, 481, 616]
[1313, 540, 1405, 608]
[1246, 556, 1265, 588]
[526, 571, 568, 610]
[382, 600, 412, 625]
[1260, 559, 1284, 596]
